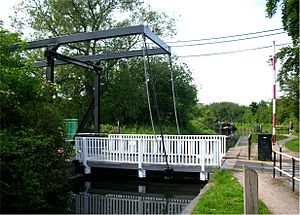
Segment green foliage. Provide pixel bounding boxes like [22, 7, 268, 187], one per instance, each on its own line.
[207, 102, 245, 123]
[193, 169, 271, 214]
[265, 0, 299, 123]
[0, 130, 74, 213]
[13, 0, 176, 38]
[266, 0, 299, 44]
[285, 138, 299, 152]
[0, 27, 74, 213]
[99, 57, 197, 127]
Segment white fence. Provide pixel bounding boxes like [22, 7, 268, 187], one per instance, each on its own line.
[75, 134, 226, 177]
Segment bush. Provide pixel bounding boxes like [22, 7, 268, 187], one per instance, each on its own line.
[0, 130, 74, 213]
[0, 27, 74, 213]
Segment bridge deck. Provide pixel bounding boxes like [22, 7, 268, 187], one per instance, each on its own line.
[75, 134, 226, 180]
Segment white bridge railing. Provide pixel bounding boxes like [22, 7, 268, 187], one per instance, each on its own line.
[75, 134, 226, 178]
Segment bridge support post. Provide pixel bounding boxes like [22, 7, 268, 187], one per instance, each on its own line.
[138, 139, 146, 178]
[83, 137, 91, 174]
[200, 172, 208, 181]
[200, 141, 207, 181]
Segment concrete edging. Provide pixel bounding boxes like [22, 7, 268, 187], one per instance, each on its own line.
[181, 182, 213, 214]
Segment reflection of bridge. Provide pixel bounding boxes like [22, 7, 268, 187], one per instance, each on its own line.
[75, 134, 226, 180]
[76, 183, 194, 214]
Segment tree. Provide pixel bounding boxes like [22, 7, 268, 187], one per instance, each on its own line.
[11, 0, 187, 130]
[266, 0, 299, 122]
[100, 57, 197, 126]
[207, 102, 245, 123]
[0, 26, 74, 213]
[11, 0, 198, 132]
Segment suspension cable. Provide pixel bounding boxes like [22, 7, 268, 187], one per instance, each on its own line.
[142, 34, 170, 169]
[142, 35, 156, 137]
[168, 55, 180, 135]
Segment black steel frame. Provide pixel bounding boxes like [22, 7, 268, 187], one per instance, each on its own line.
[15, 25, 171, 133]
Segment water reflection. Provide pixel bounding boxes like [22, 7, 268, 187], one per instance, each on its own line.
[74, 178, 203, 214]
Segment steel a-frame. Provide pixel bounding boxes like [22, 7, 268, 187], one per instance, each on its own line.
[14, 25, 171, 134]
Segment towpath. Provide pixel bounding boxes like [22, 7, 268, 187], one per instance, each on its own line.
[222, 134, 299, 214]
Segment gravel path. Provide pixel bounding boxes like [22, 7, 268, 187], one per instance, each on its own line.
[223, 134, 299, 214]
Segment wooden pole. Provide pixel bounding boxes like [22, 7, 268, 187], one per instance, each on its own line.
[244, 167, 258, 214]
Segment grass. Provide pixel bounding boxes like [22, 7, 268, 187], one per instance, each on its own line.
[251, 133, 288, 143]
[192, 169, 271, 214]
[285, 138, 299, 152]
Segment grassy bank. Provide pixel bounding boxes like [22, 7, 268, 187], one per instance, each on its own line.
[285, 138, 299, 152]
[192, 169, 271, 214]
[250, 133, 289, 143]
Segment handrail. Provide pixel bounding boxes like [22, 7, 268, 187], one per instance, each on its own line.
[273, 148, 300, 191]
[273, 150, 300, 161]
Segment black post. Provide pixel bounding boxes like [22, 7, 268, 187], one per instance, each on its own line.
[292, 158, 295, 191]
[273, 151, 276, 178]
[46, 49, 55, 83]
[46, 56, 54, 83]
[248, 131, 252, 160]
[279, 147, 282, 176]
[94, 68, 100, 133]
[45, 46, 59, 83]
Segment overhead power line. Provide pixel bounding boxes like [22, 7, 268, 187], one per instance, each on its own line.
[172, 31, 285, 47]
[177, 42, 291, 58]
[167, 27, 284, 44]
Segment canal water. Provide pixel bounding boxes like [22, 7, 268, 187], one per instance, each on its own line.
[46, 174, 205, 214]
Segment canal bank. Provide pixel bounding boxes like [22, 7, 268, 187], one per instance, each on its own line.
[182, 135, 299, 214]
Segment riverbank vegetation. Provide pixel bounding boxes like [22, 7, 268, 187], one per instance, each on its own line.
[0, 26, 74, 213]
[192, 169, 271, 214]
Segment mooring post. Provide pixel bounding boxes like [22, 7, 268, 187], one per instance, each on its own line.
[244, 167, 258, 214]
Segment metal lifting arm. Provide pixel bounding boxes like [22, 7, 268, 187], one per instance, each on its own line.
[45, 49, 101, 72]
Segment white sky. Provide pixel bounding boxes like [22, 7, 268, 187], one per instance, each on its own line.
[0, 0, 291, 106]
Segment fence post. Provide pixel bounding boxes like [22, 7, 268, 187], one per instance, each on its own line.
[218, 138, 221, 166]
[138, 139, 145, 178]
[273, 151, 276, 178]
[292, 158, 295, 192]
[279, 147, 282, 176]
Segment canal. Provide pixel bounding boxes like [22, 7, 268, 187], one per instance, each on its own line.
[45, 173, 205, 214]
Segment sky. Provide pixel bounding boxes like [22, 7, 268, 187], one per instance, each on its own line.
[0, 0, 292, 106]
